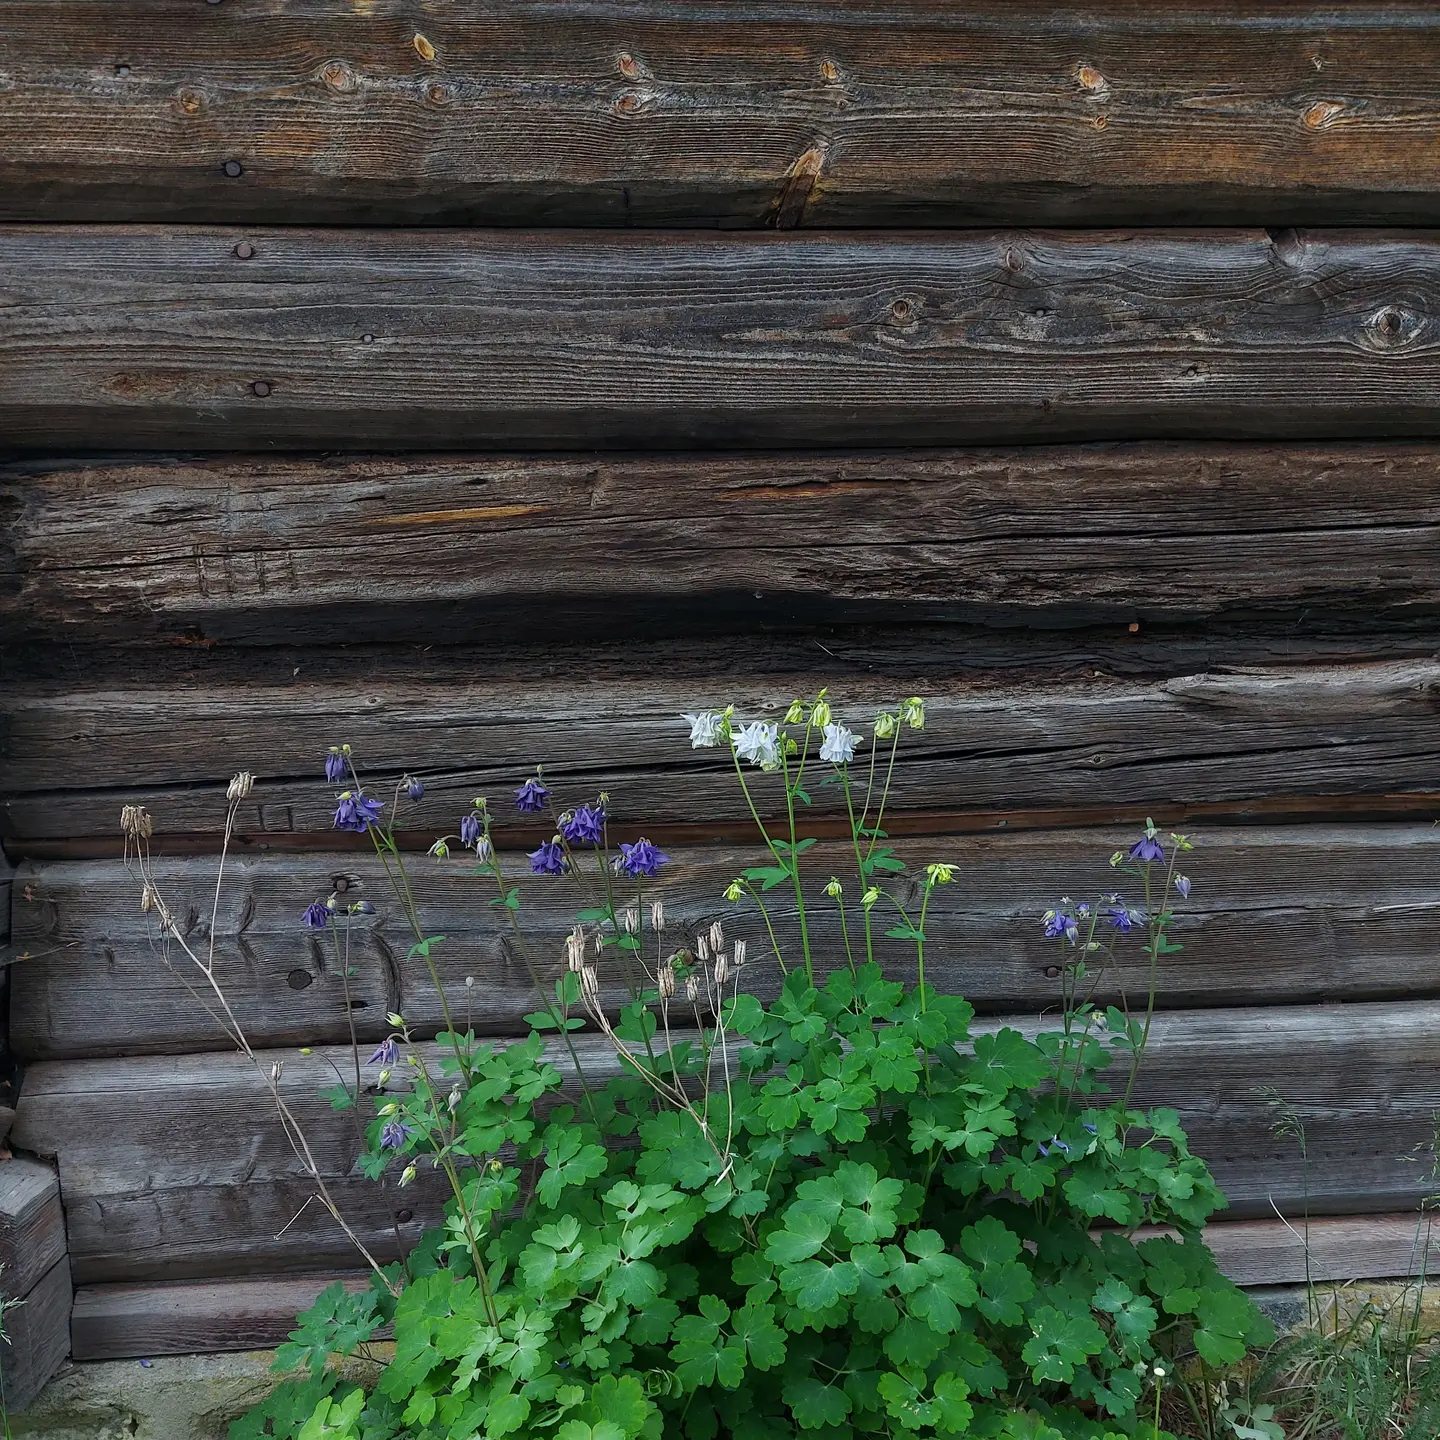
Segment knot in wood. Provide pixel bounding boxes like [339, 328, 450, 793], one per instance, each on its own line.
[888, 295, 919, 326]
[617, 52, 641, 79]
[614, 90, 645, 116]
[427, 82, 452, 106]
[1368, 305, 1418, 348]
[175, 88, 205, 116]
[1303, 99, 1345, 130]
[286, 969, 313, 990]
[319, 60, 358, 95]
[820, 59, 841, 82]
[1074, 63, 1110, 100]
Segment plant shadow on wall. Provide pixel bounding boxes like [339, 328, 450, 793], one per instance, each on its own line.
[123, 694, 1279, 1440]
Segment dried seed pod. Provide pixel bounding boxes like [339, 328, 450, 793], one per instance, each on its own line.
[227, 771, 255, 802]
[658, 960, 677, 999]
[732, 939, 747, 969]
[580, 964, 600, 1005]
[650, 900, 666, 933]
[566, 925, 586, 972]
[714, 955, 729, 986]
[685, 974, 700, 1004]
[120, 804, 154, 840]
[140, 881, 159, 913]
[621, 907, 640, 935]
[697, 935, 712, 964]
[709, 920, 725, 952]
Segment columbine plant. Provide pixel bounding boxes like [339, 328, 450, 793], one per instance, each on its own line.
[127, 694, 1271, 1440]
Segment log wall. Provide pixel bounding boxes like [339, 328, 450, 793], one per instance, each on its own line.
[4, 0, 1440, 1370]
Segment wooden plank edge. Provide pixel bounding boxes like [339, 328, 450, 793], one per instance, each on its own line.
[68, 1213, 1440, 1359]
[0, 1157, 65, 1299]
[6, 1255, 71, 1414]
[9, 792, 1440, 864]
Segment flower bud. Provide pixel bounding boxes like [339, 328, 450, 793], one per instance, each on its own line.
[811, 697, 832, 729]
[386, 1012, 405, 1028]
[448, 1087, 462, 1111]
[785, 699, 806, 724]
[862, 887, 881, 907]
[300, 1047, 312, 1056]
[465, 975, 475, 989]
[724, 879, 745, 902]
[227, 771, 255, 802]
[399, 1164, 417, 1188]
[377, 1068, 392, 1087]
[874, 711, 897, 740]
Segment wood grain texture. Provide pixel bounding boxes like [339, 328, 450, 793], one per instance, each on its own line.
[0, 1158, 65, 1299]
[66, 1214, 1440, 1359]
[71, 1271, 371, 1361]
[15, 1005, 1440, 1282]
[13, 825, 1440, 1059]
[8, 443, 1440, 644]
[5, 4, 1440, 227]
[7, 659, 1440, 846]
[4, 1257, 72, 1415]
[7, 228, 1440, 450]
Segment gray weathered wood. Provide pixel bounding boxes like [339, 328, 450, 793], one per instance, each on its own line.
[0, 1159, 65, 1300]
[5, 5, 1440, 227]
[6, 229, 1440, 450]
[3, 1257, 71, 1414]
[12, 826, 1440, 1058]
[7, 443, 1440, 644]
[14, 1004, 1440, 1282]
[71, 1271, 371, 1362]
[66, 1212, 1440, 1359]
[6, 660, 1440, 847]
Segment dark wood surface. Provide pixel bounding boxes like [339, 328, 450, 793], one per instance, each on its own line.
[0, 1158, 66, 1299]
[6, 5, 1440, 227]
[16, 1005, 1440, 1282]
[8, 443, 1440, 644]
[66, 1213, 1440, 1359]
[9, 228, 1440, 451]
[13, 825, 1440, 1059]
[71, 1271, 373, 1362]
[5, 1257, 71, 1414]
[7, 658, 1440, 847]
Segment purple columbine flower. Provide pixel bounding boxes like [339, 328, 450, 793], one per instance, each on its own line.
[529, 840, 568, 876]
[1043, 910, 1078, 943]
[405, 775, 425, 802]
[1037, 1141, 1050, 1158]
[561, 804, 606, 847]
[379, 1119, 415, 1151]
[368, 1036, 398, 1067]
[1108, 905, 1134, 933]
[301, 900, 331, 930]
[1130, 833, 1165, 864]
[333, 794, 384, 833]
[460, 813, 482, 849]
[325, 751, 347, 783]
[1174, 874, 1191, 899]
[617, 838, 670, 878]
[515, 777, 550, 813]
[1048, 1136, 1070, 1154]
[1083, 1123, 1098, 1134]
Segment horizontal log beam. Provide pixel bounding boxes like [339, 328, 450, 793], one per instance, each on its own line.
[8, 443, 1440, 644]
[15, 1005, 1440, 1282]
[7, 660, 1440, 846]
[5, 5, 1440, 227]
[0, 1158, 66, 1299]
[6, 229, 1440, 450]
[13, 826, 1440, 1058]
[67, 1212, 1440, 1359]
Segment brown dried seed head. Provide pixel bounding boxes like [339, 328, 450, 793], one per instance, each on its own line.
[659, 960, 677, 999]
[227, 771, 255, 802]
[733, 939, 747, 968]
[651, 900, 666, 933]
[697, 935, 712, 964]
[714, 956, 729, 986]
[709, 920, 725, 952]
[621, 906, 640, 935]
[685, 975, 700, 1004]
[140, 881, 159, 913]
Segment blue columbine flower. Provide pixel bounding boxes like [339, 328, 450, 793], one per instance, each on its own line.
[1043, 910, 1078, 943]
[301, 900, 331, 930]
[379, 1119, 416, 1151]
[460, 814, 482, 849]
[1175, 874, 1191, 899]
[325, 751, 347, 783]
[1108, 905, 1134, 933]
[618, 838, 670, 878]
[515, 777, 550, 813]
[1130, 833, 1165, 863]
[1049, 1136, 1070, 1154]
[368, 1037, 398, 1067]
[405, 775, 424, 802]
[333, 794, 384, 833]
[561, 804, 606, 846]
[529, 840, 567, 876]
[1084, 1123, 1098, 1134]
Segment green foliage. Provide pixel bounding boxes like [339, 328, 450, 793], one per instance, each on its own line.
[231, 695, 1271, 1440]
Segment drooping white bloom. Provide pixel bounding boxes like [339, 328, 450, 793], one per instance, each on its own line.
[684, 712, 725, 748]
[732, 720, 780, 770]
[819, 722, 862, 765]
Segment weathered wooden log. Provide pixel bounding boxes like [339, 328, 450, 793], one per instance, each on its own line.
[15, 1004, 1440, 1283]
[5, 228, 1440, 450]
[7, 443, 1440, 644]
[66, 1211, 1440, 1359]
[3, 4, 1440, 227]
[71, 1271, 371, 1362]
[7, 659, 1440, 845]
[3, 1258, 71, 1414]
[12, 826, 1440, 1059]
[0, 1159, 66, 1299]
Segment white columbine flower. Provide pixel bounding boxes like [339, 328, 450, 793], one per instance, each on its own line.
[684, 712, 725, 748]
[819, 722, 862, 765]
[732, 720, 780, 770]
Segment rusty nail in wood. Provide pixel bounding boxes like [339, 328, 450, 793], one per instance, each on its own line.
[397, 1209, 414, 1224]
[222, 159, 243, 177]
[252, 380, 272, 397]
[233, 241, 254, 259]
[1044, 966, 1061, 979]
[361, 333, 375, 344]
[1127, 622, 1140, 633]
[116, 64, 131, 77]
